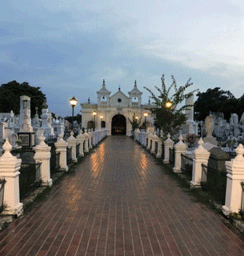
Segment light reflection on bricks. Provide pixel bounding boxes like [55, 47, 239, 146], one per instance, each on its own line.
[0, 136, 244, 256]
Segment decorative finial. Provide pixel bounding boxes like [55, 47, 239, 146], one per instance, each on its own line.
[119, 85, 121, 91]
[167, 133, 171, 139]
[134, 80, 137, 87]
[235, 144, 244, 161]
[103, 79, 105, 86]
[70, 131, 74, 137]
[59, 133, 63, 140]
[179, 134, 183, 141]
[148, 97, 151, 105]
[198, 137, 204, 147]
[2, 138, 12, 154]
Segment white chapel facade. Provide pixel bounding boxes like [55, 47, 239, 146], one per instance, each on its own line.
[81, 80, 153, 136]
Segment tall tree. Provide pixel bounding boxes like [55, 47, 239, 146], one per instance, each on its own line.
[194, 87, 237, 121]
[0, 81, 46, 117]
[144, 74, 197, 136]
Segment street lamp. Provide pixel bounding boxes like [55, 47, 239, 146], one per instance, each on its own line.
[135, 116, 139, 120]
[70, 96, 78, 117]
[92, 110, 97, 130]
[144, 112, 148, 129]
[165, 100, 173, 109]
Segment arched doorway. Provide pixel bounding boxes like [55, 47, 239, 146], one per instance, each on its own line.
[112, 114, 126, 135]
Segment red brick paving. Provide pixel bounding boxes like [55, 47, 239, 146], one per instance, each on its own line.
[0, 136, 244, 256]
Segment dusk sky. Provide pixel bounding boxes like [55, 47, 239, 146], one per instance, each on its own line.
[1, 0, 244, 117]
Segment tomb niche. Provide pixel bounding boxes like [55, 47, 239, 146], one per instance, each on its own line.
[17, 95, 36, 147]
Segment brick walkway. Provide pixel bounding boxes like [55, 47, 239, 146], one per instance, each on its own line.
[0, 136, 244, 256]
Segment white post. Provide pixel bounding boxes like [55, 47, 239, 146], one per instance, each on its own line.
[93, 130, 97, 146]
[134, 128, 140, 141]
[88, 130, 93, 149]
[34, 134, 52, 187]
[190, 138, 210, 188]
[173, 135, 187, 173]
[163, 133, 174, 164]
[147, 132, 153, 150]
[143, 131, 148, 146]
[222, 144, 244, 216]
[76, 130, 85, 157]
[55, 134, 68, 171]
[84, 130, 89, 152]
[67, 131, 77, 162]
[156, 137, 162, 158]
[0, 139, 23, 216]
[151, 132, 157, 154]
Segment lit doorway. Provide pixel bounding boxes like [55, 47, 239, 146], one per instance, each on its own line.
[111, 114, 126, 135]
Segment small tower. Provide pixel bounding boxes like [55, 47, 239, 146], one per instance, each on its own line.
[128, 80, 142, 107]
[97, 79, 111, 107]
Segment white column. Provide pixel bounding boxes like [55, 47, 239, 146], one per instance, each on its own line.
[163, 133, 174, 164]
[67, 131, 77, 162]
[55, 134, 68, 171]
[0, 139, 23, 216]
[190, 138, 210, 188]
[173, 135, 187, 173]
[34, 134, 52, 187]
[76, 130, 85, 157]
[222, 144, 244, 216]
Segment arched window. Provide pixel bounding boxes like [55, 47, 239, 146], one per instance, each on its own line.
[132, 97, 138, 102]
[101, 96, 107, 102]
[101, 121, 106, 128]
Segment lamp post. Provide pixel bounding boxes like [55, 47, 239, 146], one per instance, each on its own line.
[70, 96, 78, 117]
[144, 112, 148, 129]
[92, 110, 97, 130]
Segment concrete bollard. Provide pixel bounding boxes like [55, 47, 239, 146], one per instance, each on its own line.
[151, 132, 158, 154]
[67, 131, 77, 162]
[0, 139, 23, 216]
[83, 130, 89, 153]
[156, 137, 163, 158]
[190, 138, 210, 188]
[88, 129, 93, 149]
[163, 133, 174, 164]
[76, 130, 85, 157]
[222, 144, 244, 216]
[173, 135, 187, 173]
[34, 134, 52, 187]
[55, 133, 68, 171]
